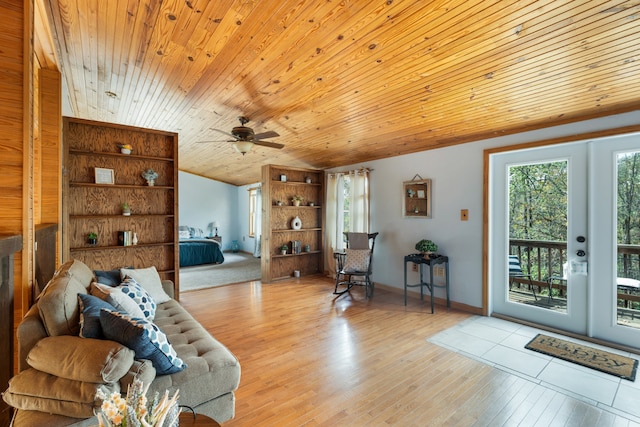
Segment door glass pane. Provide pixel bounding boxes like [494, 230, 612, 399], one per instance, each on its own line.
[508, 161, 568, 313]
[616, 151, 640, 329]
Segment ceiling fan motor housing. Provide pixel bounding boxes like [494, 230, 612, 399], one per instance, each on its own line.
[231, 126, 255, 141]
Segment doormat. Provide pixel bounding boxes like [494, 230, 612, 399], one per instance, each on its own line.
[525, 334, 638, 381]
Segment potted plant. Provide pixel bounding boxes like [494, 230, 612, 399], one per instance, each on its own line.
[280, 244, 288, 255]
[87, 232, 98, 246]
[141, 168, 159, 186]
[291, 195, 304, 206]
[122, 202, 131, 216]
[118, 143, 133, 155]
[415, 239, 438, 257]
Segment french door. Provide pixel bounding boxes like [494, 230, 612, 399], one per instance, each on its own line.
[489, 134, 640, 348]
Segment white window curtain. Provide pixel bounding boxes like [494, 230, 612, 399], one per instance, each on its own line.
[325, 173, 345, 276]
[325, 168, 370, 277]
[253, 187, 262, 258]
[349, 168, 370, 233]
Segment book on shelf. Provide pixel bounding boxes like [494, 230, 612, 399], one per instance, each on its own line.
[118, 231, 135, 246]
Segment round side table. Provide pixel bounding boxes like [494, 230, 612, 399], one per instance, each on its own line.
[178, 412, 221, 427]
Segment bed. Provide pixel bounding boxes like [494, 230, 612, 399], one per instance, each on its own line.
[179, 226, 225, 267]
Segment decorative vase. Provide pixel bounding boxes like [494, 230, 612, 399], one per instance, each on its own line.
[293, 200, 301, 206]
[122, 211, 131, 216]
[146, 179, 155, 186]
[121, 148, 131, 155]
[305, 177, 312, 184]
[291, 216, 302, 230]
[88, 238, 97, 246]
[132, 232, 138, 245]
[281, 249, 287, 255]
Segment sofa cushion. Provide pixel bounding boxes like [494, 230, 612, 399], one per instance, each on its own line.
[149, 299, 241, 408]
[2, 368, 119, 418]
[90, 282, 146, 319]
[120, 266, 170, 304]
[37, 259, 94, 336]
[27, 335, 135, 383]
[119, 277, 156, 320]
[119, 359, 156, 392]
[94, 268, 122, 286]
[78, 293, 117, 339]
[100, 309, 186, 375]
[53, 258, 95, 288]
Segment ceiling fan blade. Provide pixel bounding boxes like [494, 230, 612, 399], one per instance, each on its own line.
[254, 140, 284, 149]
[196, 139, 235, 143]
[210, 128, 238, 139]
[253, 130, 280, 140]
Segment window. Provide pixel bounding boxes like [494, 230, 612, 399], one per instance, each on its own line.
[248, 187, 257, 238]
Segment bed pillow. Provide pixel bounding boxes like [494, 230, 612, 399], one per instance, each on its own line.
[120, 266, 171, 304]
[179, 229, 190, 239]
[100, 309, 186, 375]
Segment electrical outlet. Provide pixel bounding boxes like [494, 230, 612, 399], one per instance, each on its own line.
[412, 263, 418, 272]
[461, 209, 469, 221]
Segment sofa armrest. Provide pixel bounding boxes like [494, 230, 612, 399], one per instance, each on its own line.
[17, 305, 48, 372]
[161, 279, 175, 299]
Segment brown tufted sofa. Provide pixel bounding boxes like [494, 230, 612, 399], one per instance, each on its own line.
[3, 259, 241, 426]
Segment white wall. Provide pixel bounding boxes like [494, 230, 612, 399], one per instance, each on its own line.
[178, 171, 239, 251]
[329, 110, 640, 309]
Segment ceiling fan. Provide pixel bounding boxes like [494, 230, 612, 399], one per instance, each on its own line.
[199, 116, 284, 155]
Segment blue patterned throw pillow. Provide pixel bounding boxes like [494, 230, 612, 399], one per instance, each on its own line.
[120, 277, 156, 321]
[78, 293, 117, 339]
[100, 309, 186, 375]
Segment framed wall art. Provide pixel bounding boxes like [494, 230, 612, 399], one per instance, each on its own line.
[403, 177, 431, 218]
[94, 167, 115, 185]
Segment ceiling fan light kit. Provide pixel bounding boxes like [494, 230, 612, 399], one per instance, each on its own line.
[199, 116, 284, 154]
[233, 140, 254, 155]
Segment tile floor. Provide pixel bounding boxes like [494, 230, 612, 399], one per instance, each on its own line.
[428, 316, 640, 423]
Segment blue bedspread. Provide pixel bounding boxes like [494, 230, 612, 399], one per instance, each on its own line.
[179, 239, 224, 267]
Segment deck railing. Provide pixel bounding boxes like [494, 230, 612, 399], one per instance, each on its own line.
[509, 239, 640, 308]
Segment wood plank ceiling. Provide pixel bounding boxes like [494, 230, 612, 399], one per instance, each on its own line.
[43, 0, 640, 186]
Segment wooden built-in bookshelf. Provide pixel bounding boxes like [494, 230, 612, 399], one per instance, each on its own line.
[62, 117, 180, 297]
[261, 165, 324, 282]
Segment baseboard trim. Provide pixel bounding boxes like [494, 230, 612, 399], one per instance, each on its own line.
[374, 282, 483, 315]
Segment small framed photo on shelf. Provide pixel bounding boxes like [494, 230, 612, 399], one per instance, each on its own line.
[95, 167, 115, 185]
[417, 189, 425, 199]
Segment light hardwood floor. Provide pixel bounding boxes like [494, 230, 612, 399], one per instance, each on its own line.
[179, 276, 637, 426]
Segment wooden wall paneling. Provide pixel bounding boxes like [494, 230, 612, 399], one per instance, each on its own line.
[63, 117, 179, 295]
[39, 68, 62, 268]
[0, 235, 22, 426]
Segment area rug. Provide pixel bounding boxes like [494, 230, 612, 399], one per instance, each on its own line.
[179, 252, 261, 291]
[525, 334, 638, 381]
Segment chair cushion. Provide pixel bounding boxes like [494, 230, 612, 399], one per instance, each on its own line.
[508, 255, 524, 275]
[100, 309, 186, 375]
[27, 335, 134, 383]
[344, 248, 370, 272]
